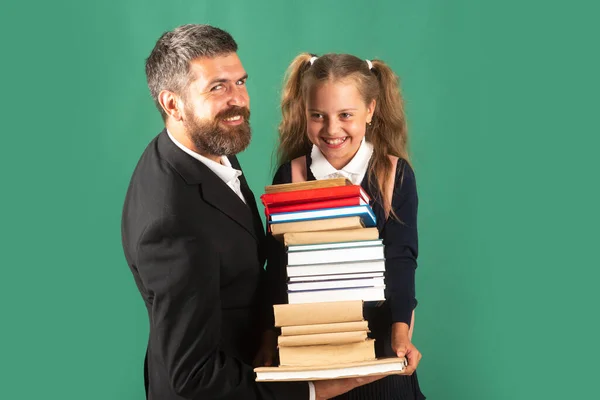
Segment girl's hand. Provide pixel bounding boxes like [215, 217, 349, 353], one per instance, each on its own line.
[391, 322, 422, 375]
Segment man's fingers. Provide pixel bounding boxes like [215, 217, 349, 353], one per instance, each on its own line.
[314, 374, 389, 399]
[355, 374, 386, 386]
[253, 350, 275, 367]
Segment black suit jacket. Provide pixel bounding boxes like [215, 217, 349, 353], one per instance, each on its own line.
[121, 130, 308, 400]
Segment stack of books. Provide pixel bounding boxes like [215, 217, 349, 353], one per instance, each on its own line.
[255, 179, 408, 382]
[254, 300, 407, 381]
[275, 301, 374, 367]
[261, 178, 386, 304]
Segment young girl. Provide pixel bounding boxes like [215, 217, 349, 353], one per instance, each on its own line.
[261, 53, 425, 400]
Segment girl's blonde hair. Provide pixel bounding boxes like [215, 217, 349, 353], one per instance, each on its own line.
[277, 52, 410, 211]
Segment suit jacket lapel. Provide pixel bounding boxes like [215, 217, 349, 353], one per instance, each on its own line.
[157, 130, 258, 240]
[199, 175, 258, 241]
[231, 156, 266, 246]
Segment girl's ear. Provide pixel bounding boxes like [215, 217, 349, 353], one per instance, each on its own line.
[366, 99, 376, 123]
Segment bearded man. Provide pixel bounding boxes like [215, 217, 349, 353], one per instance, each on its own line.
[121, 24, 379, 400]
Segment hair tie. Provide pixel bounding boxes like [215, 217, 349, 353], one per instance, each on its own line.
[365, 59, 373, 70]
[309, 56, 318, 65]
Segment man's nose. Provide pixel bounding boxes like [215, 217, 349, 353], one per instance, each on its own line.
[228, 85, 248, 108]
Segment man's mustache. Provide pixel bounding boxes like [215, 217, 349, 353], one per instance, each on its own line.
[216, 106, 250, 121]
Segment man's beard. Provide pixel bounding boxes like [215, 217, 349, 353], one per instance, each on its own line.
[183, 105, 251, 157]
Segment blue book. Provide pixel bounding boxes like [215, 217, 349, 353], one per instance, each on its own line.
[269, 205, 377, 227]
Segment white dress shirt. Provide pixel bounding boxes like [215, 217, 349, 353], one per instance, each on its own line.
[168, 131, 316, 398]
[167, 130, 246, 204]
[310, 137, 374, 185]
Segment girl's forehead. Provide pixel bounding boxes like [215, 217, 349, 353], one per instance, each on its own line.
[310, 76, 361, 89]
[310, 79, 362, 96]
[306, 80, 365, 106]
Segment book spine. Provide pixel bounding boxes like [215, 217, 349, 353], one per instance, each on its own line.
[278, 340, 376, 367]
[268, 197, 364, 214]
[281, 321, 369, 336]
[278, 331, 368, 347]
[262, 186, 366, 206]
[273, 301, 364, 327]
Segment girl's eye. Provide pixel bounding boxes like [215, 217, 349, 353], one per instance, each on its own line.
[311, 113, 323, 119]
[340, 113, 352, 119]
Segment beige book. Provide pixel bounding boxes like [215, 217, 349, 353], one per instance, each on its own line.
[278, 331, 368, 347]
[264, 178, 351, 194]
[281, 321, 369, 336]
[273, 301, 363, 327]
[270, 216, 364, 238]
[283, 228, 380, 246]
[278, 339, 375, 367]
[254, 357, 407, 382]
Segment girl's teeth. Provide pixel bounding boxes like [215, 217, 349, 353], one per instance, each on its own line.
[324, 137, 347, 145]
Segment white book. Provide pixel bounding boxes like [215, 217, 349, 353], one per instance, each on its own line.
[287, 245, 384, 266]
[286, 260, 385, 278]
[270, 205, 375, 224]
[288, 240, 382, 252]
[255, 357, 408, 382]
[287, 286, 386, 304]
[288, 272, 384, 282]
[287, 277, 385, 292]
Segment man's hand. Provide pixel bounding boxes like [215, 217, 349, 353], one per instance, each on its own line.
[253, 329, 278, 367]
[313, 375, 386, 400]
[391, 322, 422, 375]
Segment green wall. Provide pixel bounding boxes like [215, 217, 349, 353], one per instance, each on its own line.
[2, 0, 598, 398]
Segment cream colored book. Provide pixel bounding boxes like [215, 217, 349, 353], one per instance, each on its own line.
[270, 216, 364, 238]
[283, 227, 380, 246]
[281, 321, 369, 336]
[273, 301, 363, 327]
[264, 178, 351, 194]
[278, 339, 375, 367]
[278, 331, 368, 347]
[254, 357, 408, 382]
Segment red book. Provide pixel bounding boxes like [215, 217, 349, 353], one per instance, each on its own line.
[268, 197, 368, 214]
[261, 185, 370, 207]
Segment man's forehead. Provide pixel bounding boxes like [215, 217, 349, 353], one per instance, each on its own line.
[189, 53, 246, 83]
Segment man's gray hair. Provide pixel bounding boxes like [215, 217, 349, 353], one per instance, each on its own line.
[145, 24, 238, 120]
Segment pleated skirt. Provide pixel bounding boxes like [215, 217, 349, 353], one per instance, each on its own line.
[332, 372, 426, 400]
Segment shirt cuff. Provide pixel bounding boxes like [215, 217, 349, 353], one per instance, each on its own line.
[308, 381, 316, 400]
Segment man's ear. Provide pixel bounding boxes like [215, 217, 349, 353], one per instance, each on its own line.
[158, 90, 184, 121]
